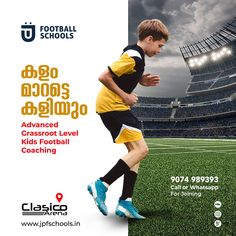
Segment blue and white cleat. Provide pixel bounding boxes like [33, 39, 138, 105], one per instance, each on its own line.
[87, 179, 108, 216]
[115, 199, 145, 219]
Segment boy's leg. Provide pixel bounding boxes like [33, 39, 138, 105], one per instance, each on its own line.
[115, 140, 148, 219]
[100, 159, 130, 185]
[101, 138, 148, 186]
[88, 139, 148, 216]
[119, 163, 139, 200]
[121, 138, 149, 167]
[120, 142, 140, 200]
[98, 111, 148, 186]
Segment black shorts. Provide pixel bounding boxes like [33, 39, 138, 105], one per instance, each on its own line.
[99, 110, 143, 143]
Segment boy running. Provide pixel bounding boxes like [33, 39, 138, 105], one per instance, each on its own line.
[88, 19, 169, 219]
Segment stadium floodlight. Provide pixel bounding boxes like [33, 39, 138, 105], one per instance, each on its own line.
[197, 61, 202, 66]
[188, 54, 208, 67]
[202, 55, 207, 61]
[210, 46, 232, 62]
[211, 52, 217, 60]
[189, 62, 195, 68]
[212, 56, 217, 61]
[187, 45, 233, 68]
[188, 58, 195, 67]
[222, 47, 227, 52]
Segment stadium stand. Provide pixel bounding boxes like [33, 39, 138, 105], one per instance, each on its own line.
[178, 88, 235, 103]
[191, 71, 221, 83]
[187, 80, 214, 92]
[132, 18, 236, 138]
[175, 100, 236, 118]
[132, 106, 172, 118]
[137, 96, 174, 104]
[211, 75, 236, 89]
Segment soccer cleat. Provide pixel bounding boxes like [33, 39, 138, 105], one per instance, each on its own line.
[115, 199, 145, 219]
[87, 179, 108, 216]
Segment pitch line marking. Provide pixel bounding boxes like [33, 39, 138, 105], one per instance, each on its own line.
[148, 150, 236, 155]
[148, 151, 211, 155]
[149, 145, 236, 150]
[161, 138, 236, 142]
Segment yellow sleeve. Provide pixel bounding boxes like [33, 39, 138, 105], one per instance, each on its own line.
[108, 53, 136, 77]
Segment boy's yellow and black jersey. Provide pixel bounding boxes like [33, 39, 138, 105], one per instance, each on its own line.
[96, 44, 145, 114]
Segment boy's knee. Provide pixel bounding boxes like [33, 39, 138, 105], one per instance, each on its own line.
[143, 145, 149, 156]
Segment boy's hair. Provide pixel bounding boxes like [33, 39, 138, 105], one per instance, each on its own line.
[137, 19, 169, 42]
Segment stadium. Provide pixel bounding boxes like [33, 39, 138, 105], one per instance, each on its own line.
[132, 18, 236, 139]
[129, 18, 236, 236]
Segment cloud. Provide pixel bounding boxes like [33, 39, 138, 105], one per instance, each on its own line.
[162, 9, 178, 16]
[145, 55, 186, 69]
[128, 0, 170, 43]
[167, 0, 236, 45]
[187, 0, 235, 35]
[128, 0, 236, 97]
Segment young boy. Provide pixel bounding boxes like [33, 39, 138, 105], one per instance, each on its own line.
[88, 19, 169, 219]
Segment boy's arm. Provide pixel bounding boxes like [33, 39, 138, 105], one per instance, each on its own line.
[99, 69, 138, 106]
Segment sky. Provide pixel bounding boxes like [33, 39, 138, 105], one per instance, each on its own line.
[129, 0, 236, 98]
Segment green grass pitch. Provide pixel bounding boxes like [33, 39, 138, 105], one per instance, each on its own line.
[129, 138, 236, 236]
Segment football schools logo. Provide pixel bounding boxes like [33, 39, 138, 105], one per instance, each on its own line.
[21, 22, 77, 42]
[21, 22, 36, 42]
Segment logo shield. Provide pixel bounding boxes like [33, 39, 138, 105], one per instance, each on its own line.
[21, 23, 35, 42]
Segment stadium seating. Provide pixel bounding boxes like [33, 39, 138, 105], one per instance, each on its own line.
[211, 75, 236, 89]
[219, 66, 236, 77]
[178, 88, 235, 103]
[132, 106, 172, 118]
[137, 96, 174, 104]
[175, 100, 236, 118]
[187, 80, 214, 92]
[191, 71, 221, 82]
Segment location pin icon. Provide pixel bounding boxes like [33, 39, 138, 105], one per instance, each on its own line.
[56, 193, 63, 203]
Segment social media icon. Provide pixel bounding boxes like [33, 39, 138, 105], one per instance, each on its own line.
[214, 220, 222, 228]
[214, 201, 222, 208]
[214, 210, 222, 218]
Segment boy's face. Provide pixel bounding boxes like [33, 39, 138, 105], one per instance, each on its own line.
[144, 37, 166, 57]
